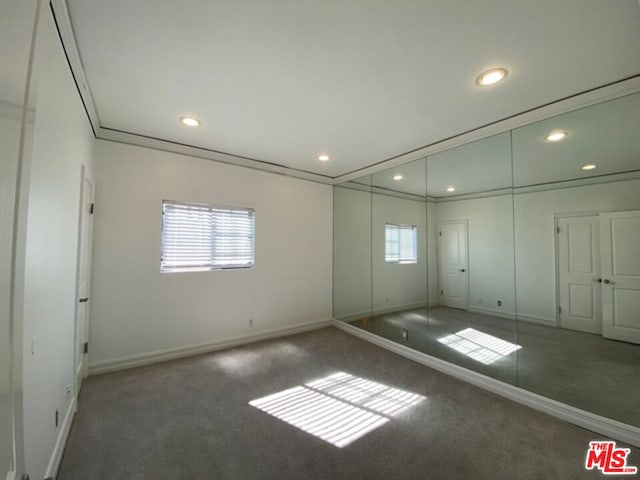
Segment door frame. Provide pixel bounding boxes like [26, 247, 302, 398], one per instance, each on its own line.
[73, 166, 94, 397]
[437, 219, 469, 310]
[554, 212, 603, 332]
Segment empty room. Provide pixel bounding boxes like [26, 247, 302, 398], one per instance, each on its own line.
[2, 1, 640, 479]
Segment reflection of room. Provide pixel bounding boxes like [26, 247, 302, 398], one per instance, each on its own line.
[334, 92, 640, 428]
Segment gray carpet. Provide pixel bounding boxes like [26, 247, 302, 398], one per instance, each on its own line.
[353, 306, 640, 427]
[58, 327, 637, 479]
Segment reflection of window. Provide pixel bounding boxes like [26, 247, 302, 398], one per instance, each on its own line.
[161, 201, 254, 272]
[385, 224, 417, 264]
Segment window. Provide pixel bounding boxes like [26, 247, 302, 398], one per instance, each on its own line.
[161, 201, 254, 272]
[385, 223, 417, 264]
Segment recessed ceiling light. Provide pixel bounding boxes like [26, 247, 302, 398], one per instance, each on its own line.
[477, 68, 508, 86]
[581, 164, 597, 171]
[545, 130, 568, 142]
[318, 154, 330, 162]
[393, 174, 403, 181]
[446, 186, 456, 192]
[180, 116, 201, 127]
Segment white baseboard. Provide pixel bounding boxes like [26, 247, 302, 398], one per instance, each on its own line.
[467, 305, 515, 320]
[371, 302, 428, 316]
[334, 310, 372, 323]
[516, 313, 557, 327]
[332, 319, 640, 448]
[89, 319, 332, 375]
[45, 396, 77, 479]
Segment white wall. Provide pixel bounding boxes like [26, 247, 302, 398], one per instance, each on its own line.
[89, 140, 333, 368]
[21, 9, 95, 479]
[333, 186, 372, 319]
[434, 194, 516, 317]
[372, 193, 427, 313]
[333, 188, 430, 319]
[514, 178, 640, 323]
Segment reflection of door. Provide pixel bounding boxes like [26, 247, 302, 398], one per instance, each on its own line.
[438, 221, 467, 310]
[600, 211, 640, 345]
[75, 175, 94, 394]
[557, 216, 601, 334]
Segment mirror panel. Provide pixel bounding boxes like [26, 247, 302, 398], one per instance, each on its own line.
[370, 159, 428, 352]
[513, 91, 640, 427]
[333, 90, 640, 431]
[333, 175, 372, 330]
[426, 132, 517, 384]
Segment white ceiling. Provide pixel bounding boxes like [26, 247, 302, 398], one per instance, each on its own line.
[367, 92, 640, 198]
[64, 1, 640, 178]
[512, 92, 640, 187]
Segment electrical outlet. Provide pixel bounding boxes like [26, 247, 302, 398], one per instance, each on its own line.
[401, 329, 408, 340]
[497, 300, 502, 307]
[248, 318, 254, 327]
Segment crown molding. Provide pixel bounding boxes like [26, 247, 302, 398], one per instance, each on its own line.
[50, 1, 640, 186]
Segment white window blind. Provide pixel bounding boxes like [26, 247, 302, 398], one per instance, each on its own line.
[161, 201, 255, 272]
[385, 223, 417, 264]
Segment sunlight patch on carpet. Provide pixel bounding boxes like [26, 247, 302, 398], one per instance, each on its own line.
[249, 372, 425, 448]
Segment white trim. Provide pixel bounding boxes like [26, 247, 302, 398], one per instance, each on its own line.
[371, 302, 428, 316]
[515, 313, 556, 326]
[429, 171, 640, 204]
[49, 0, 640, 185]
[335, 77, 640, 184]
[45, 397, 76, 479]
[96, 130, 334, 185]
[49, 0, 101, 133]
[333, 320, 640, 447]
[334, 310, 373, 323]
[89, 319, 332, 375]
[514, 171, 640, 196]
[466, 305, 515, 321]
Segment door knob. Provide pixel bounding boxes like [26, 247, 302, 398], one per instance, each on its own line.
[459, 269, 466, 272]
[603, 279, 614, 285]
[593, 278, 602, 283]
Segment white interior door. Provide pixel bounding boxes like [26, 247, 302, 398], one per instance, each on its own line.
[438, 221, 467, 310]
[600, 211, 640, 345]
[557, 216, 602, 334]
[75, 175, 94, 394]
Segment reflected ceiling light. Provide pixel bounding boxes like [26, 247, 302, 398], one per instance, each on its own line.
[180, 116, 201, 127]
[318, 154, 330, 161]
[476, 68, 508, 86]
[393, 174, 403, 181]
[446, 186, 456, 192]
[581, 164, 597, 171]
[544, 130, 567, 142]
